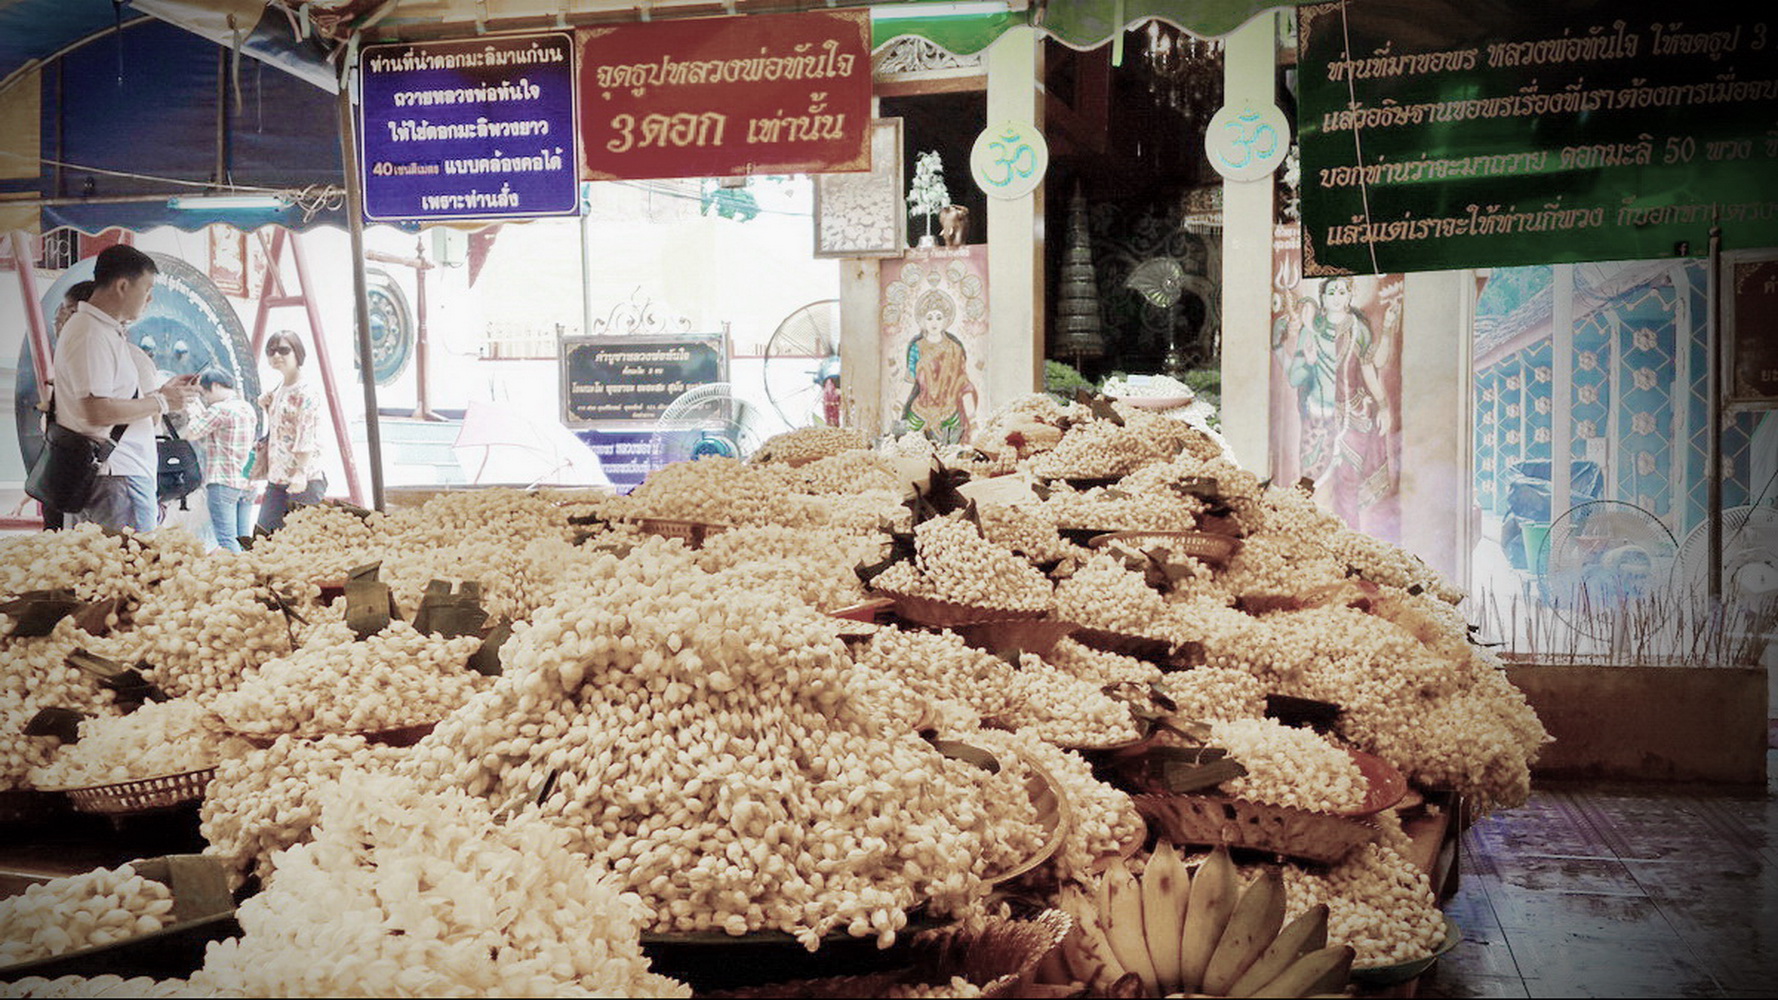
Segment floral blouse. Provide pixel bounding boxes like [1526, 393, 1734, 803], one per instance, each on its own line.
[265, 381, 323, 485]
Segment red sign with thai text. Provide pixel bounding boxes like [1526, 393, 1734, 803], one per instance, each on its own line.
[576, 10, 871, 182]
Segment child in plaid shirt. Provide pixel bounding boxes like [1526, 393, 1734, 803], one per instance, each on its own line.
[183, 369, 258, 552]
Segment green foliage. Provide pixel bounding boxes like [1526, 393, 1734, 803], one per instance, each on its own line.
[1181, 368, 1222, 429]
[1043, 360, 1093, 399]
[1180, 367, 1222, 401]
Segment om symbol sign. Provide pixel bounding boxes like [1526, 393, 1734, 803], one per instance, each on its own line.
[1205, 102, 1292, 182]
[970, 119, 1048, 201]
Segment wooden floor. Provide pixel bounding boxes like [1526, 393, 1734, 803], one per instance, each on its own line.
[1418, 760, 1778, 998]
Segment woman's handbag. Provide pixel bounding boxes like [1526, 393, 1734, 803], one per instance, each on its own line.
[247, 436, 269, 481]
[24, 392, 127, 513]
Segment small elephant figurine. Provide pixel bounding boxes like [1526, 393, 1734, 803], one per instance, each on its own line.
[938, 204, 970, 248]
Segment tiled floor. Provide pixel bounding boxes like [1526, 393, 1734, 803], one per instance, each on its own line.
[1418, 759, 1778, 998]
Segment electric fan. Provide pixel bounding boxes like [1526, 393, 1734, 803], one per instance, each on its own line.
[762, 299, 841, 428]
[650, 382, 772, 467]
[1538, 500, 1679, 638]
[1670, 505, 1778, 617]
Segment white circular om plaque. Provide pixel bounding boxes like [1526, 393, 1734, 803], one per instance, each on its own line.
[970, 120, 1048, 200]
[1205, 101, 1291, 182]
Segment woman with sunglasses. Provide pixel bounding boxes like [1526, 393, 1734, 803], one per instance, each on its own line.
[255, 331, 326, 532]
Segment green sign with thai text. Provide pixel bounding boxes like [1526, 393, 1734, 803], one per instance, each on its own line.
[1298, 1, 1778, 275]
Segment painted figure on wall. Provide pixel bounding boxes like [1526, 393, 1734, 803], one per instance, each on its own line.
[880, 248, 988, 445]
[1270, 227, 1403, 540]
[902, 288, 978, 443]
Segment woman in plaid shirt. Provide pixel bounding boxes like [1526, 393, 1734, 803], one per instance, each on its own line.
[183, 369, 258, 552]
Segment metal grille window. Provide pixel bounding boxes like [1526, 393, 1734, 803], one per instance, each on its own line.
[40, 229, 77, 270]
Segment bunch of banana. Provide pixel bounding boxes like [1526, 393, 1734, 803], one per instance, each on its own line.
[1039, 844, 1355, 997]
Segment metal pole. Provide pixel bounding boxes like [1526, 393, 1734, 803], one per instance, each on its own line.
[413, 239, 436, 420]
[288, 229, 368, 506]
[9, 231, 52, 389]
[363, 245, 439, 420]
[580, 184, 595, 339]
[336, 69, 387, 511]
[1706, 225, 1724, 603]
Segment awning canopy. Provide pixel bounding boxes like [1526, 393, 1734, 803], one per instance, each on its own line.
[1, 0, 1309, 237]
[1035, 0, 1304, 48]
[0, 0, 338, 97]
[0, 8, 345, 234]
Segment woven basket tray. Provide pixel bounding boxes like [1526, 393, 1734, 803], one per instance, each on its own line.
[1069, 626, 1203, 669]
[1088, 530, 1242, 567]
[952, 618, 1079, 656]
[906, 909, 1072, 999]
[1134, 793, 1376, 865]
[62, 768, 216, 816]
[1339, 748, 1409, 817]
[985, 753, 1071, 885]
[871, 588, 1049, 628]
[636, 517, 730, 549]
[0, 855, 237, 983]
[700, 911, 1072, 1000]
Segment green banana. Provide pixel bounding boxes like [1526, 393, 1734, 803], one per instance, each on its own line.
[1202, 867, 1287, 995]
[1177, 844, 1238, 993]
[1141, 841, 1190, 992]
[1104, 860, 1162, 995]
[1229, 903, 1330, 997]
[1251, 943, 1355, 999]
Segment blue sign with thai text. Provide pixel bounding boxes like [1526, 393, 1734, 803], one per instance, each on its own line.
[359, 33, 578, 222]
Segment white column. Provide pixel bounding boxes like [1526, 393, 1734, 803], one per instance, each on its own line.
[985, 24, 1042, 411]
[840, 258, 883, 435]
[1551, 264, 1574, 520]
[1669, 262, 1693, 535]
[1401, 270, 1474, 582]
[1219, 13, 1277, 472]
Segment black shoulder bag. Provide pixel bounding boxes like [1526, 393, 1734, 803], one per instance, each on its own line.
[24, 390, 129, 513]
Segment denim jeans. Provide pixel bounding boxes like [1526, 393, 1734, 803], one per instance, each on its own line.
[75, 474, 157, 533]
[255, 475, 327, 534]
[206, 484, 254, 553]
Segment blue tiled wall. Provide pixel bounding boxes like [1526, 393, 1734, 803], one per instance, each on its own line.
[1473, 261, 1758, 542]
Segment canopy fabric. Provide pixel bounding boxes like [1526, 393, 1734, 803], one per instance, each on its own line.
[0, 0, 334, 98]
[871, 10, 1024, 55]
[0, 0, 149, 93]
[2, 16, 346, 234]
[1035, 0, 1304, 47]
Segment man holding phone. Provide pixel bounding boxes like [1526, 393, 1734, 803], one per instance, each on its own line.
[52, 245, 200, 532]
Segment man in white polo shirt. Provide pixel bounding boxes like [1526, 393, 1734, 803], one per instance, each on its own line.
[52, 245, 200, 532]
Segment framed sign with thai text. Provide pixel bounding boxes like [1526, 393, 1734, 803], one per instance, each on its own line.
[560, 335, 726, 426]
[359, 32, 579, 222]
[1726, 251, 1778, 410]
[577, 10, 871, 182]
[1298, 1, 1778, 275]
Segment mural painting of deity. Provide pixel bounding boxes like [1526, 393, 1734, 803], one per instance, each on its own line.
[880, 247, 988, 445]
[1271, 226, 1404, 541]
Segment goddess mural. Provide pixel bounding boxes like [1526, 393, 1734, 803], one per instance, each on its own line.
[901, 288, 978, 444]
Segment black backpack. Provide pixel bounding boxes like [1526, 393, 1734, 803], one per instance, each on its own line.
[157, 420, 204, 509]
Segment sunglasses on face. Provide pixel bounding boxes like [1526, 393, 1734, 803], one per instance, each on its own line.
[266, 345, 294, 357]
